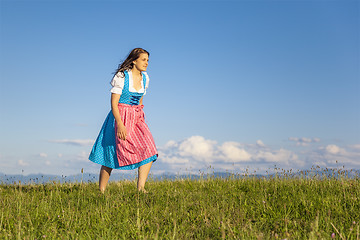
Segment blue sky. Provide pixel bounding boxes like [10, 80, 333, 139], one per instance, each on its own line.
[0, 0, 359, 176]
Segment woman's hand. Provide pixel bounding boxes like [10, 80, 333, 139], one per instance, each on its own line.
[117, 123, 127, 141]
[111, 93, 127, 141]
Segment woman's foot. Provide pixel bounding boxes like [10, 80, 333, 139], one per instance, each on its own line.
[138, 188, 148, 194]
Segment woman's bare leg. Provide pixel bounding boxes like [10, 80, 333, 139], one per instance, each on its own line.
[99, 165, 112, 193]
[137, 161, 153, 192]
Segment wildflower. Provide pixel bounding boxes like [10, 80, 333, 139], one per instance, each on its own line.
[331, 233, 335, 238]
[353, 221, 356, 225]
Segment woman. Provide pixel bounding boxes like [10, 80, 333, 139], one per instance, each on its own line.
[89, 48, 158, 193]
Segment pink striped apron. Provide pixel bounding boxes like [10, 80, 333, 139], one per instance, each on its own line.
[115, 103, 158, 166]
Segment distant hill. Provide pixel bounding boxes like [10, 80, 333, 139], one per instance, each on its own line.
[0, 172, 236, 184]
[1, 169, 359, 185]
[0, 172, 133, 185]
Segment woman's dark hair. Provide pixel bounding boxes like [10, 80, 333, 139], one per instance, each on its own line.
[114, 48, 150, 76]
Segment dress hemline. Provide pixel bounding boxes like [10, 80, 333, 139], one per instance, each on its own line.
[89, 154, 158, 170]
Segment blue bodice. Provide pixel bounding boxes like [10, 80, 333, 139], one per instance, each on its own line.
[119, 71, 147, 105]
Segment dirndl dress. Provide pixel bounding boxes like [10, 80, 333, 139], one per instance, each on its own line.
[88, 70, 158, 169]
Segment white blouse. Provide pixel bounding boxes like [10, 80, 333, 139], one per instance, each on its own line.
[110, 70, 150, 95]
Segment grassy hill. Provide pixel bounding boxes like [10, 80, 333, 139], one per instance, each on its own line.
[0, 173, 359, 239]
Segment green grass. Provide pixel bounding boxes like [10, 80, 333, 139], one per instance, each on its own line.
[0, 173, 359, 239]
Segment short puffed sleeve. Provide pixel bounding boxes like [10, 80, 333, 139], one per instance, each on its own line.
[143, 72, 150, 96]
[110, 72, 125, 94]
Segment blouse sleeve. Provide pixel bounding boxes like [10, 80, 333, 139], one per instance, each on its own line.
[110, 72, 125, 95]
[143, 72, 150, 96]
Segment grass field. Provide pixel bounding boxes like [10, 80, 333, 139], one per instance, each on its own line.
[0, 168, 359, 239]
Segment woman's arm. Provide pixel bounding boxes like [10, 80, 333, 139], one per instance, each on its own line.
[111, 93, 127, 140]
[139, 96, 143, 106]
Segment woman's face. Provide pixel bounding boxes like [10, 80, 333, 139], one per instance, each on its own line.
[133, 53, 149, 72]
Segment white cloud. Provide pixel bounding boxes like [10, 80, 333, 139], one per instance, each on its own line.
[256, 140, 266, 147]
[161, 156, 190, 164]
[302, 143, 360, 167]
[219, 142, 251, 162]
[349, 144, 360, 150]
[288, 137, 299, 142]
[77, 151, 90, 162]
[301, 137, 312, 143]
[326, 144, 341, 154]
[18, 159, 29, 166]
[163, 140, 178, 148]
[178, 136, 216, 160]
[39, 153, 48, 158]
[45, 160, 51, 166]
[156, 136, 360, 174]
[49, 139, 94, 146]
[289, 137, 320, 146]
[157, 136, 300, 173]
